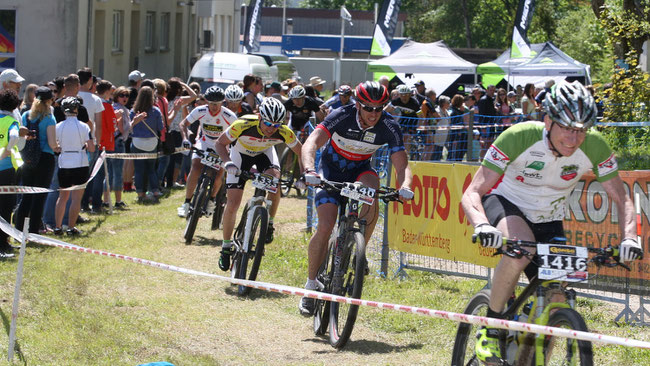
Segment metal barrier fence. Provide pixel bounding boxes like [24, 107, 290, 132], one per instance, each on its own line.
[304, 115, 650, 326]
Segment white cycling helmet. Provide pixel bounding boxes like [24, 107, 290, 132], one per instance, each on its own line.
[397, 84, 412, 95]
[543, 81, 596, 130]
[259, 97, 286, 123]
[224, 85, 244, 102]
[288, 85, 306, 99]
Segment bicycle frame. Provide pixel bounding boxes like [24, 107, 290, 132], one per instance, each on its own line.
[331, 196, 367, 293]
[234, 189, 272, 254]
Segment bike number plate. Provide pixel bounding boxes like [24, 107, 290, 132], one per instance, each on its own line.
[200, 152, 221, 170]
[537, 244, 589, 282]
[340, 184, 375, 205]
[252, 173, 278, 193]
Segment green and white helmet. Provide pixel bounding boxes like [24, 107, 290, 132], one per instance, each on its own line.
[543, 80, 596, 130]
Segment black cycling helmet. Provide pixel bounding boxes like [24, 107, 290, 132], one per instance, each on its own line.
[355, 81, 389, 105]
[204, 86, 225, 102]
[61, 96, 81, 114]
[543, 81, 596, 130]
[338, 85, 352, 96]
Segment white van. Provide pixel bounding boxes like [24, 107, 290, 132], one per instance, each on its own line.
[188, 52, 272, 91]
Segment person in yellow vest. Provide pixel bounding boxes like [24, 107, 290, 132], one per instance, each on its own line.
[0, 89, 32, 258]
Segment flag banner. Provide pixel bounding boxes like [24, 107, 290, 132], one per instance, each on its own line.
[243, 0, 264, 53]
[511, 0, 536, 59]
[370, 0, 401, 56]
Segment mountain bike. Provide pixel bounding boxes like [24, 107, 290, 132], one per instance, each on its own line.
[311, 179, 403, 349]
[183, 148, 225, 244]
[228, 170, 277, 296]
[451, 237, 636, 366]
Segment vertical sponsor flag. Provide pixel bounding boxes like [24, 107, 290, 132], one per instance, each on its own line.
[370, 0, 401, 56]
[510, 0, 536, 59]
[243, 0, 264, 53]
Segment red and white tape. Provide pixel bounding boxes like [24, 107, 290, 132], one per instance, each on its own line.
[1, 217, 649, 350]
[105, 147, 190, 160]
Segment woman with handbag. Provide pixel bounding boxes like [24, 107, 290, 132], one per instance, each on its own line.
[129, 86, 163, 203]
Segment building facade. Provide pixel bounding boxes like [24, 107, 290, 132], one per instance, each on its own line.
[0, 0, 240, 87]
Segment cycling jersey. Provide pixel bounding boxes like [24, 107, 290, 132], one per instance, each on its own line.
[186, 105, 238, 141]
[324, 95, 355, 111]
[284, 96, 322, 131]
[223, 116, 298, 157]
[483, 121, 618, 223]
[317, 104, 405, 172]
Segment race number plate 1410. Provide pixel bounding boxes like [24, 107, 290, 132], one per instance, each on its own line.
[537, 244, 589, 282]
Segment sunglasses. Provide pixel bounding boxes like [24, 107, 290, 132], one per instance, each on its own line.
[263, 121, 282, 128]
[118, 93, 129, 98]
[359, 103, 384, 113]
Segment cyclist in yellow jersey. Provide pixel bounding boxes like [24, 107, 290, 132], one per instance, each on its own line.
[215, 98, 304, 271]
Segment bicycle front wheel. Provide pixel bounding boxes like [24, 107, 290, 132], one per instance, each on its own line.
[184, 176, 209, 245]
[313, 232, 335, 336]
[237, 206, 268, 296]
[328, 231, 366, 349]
[542, 308, 593, 366]
[279, 148, 295, 197]
[211, 182, 227, 230]
[450, 289, 491, 366]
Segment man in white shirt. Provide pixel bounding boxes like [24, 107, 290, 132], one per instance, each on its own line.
[76, 67, 104, 144]
[0, 69, 25, 122]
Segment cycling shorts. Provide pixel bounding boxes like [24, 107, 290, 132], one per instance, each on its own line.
[192, 136, 217, 160]
[314, 162, 378, 207]
[482, 194, 565, 280]
[226, 147, 279, 189]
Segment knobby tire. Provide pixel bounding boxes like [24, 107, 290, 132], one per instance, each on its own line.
[328, 231, 366, 349]
[313, 232, 336, 336]
[237, 206, 268, 296]
[211, 183, 227, 230]
[184, 175, 209, 245]
[450, 289, 491, 366]
[542, 308, 593, 366]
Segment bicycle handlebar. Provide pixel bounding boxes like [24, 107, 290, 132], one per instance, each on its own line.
[471, 235, 633, 271]
[317, 179, 403, 203]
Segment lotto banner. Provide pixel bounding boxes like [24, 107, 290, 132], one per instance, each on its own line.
[388, 163, 650, 287]
[387, 162, 500, 268]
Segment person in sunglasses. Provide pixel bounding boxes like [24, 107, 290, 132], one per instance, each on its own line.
[215, 97, 304, 271]
[298, 81, 414, 316]
[177, 86, 238, 218]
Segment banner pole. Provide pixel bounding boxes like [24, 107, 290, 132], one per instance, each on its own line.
[8, 218, 29, 362]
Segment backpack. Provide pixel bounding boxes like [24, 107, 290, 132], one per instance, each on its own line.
[20, 115, 41, 168]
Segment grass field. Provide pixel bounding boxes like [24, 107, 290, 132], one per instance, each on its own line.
[0, 188, 649, 365]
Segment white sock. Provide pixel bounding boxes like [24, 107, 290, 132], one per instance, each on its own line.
[305, 279, 323, 291]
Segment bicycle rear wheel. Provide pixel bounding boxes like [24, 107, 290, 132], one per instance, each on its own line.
[184, 175, 209, 245]
[279, 148, 295, 197]
[313, 233, 335, 336]
[542, 308, 593, 366]
[328, 231, 366, 349]
[211, 182, 227, 230]
[237, 206, 268, 296]
[450, 289, 491, 366]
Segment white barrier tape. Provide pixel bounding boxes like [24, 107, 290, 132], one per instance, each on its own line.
[0, 151, 106, 194]
[105, 147, 190, 160]
[1, 216, 649, 350]
[0, 186, 51, 194]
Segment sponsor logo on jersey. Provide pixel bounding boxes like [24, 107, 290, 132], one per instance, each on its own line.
[560, 164, 579, 181]
[597, 153, 618, 177]
[516, 175, 525, 182]
[363, 132, 376, 143]
[526, 161, 545, 170]
[203, 125, 223, 133]
[530, 150, 545, 157]
[521, 171, 542, 180]
[485, 145, 509, 170]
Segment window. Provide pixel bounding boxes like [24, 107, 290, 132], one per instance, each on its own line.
[145, 11, 155, 51]
[160, 12, 170, 51]
[112, 11, 123, 51]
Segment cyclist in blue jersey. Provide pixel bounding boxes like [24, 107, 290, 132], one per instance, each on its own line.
[298, 81, 414, 316]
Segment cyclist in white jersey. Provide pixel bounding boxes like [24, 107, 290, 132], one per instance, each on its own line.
[177, 86, 237, 217]
[461, 81, 643, 364]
